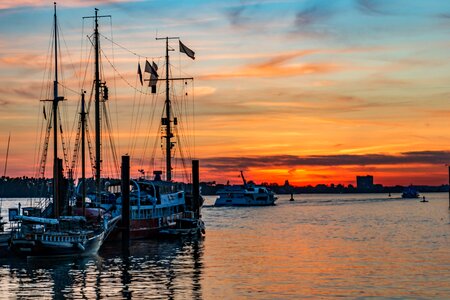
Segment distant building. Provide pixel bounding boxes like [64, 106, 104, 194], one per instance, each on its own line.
[357, 175, 374, 191]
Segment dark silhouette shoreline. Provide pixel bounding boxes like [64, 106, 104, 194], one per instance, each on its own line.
[0, 176, 448, 198]
[199, 182, 449, 195]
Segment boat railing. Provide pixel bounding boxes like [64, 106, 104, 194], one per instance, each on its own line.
[130, 179, 141, 209]
[13, 231, 88, 243]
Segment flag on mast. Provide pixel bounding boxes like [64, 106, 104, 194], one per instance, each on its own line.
[145, 60, 159, 93]
[179, 40, 195, 60]
[137, 63, 143, 85]
[145, 60, 159, 77]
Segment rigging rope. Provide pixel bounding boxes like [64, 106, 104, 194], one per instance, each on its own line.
[99, 33, 163, 60]
[128, 56, 142, 158]
[109, 17, 121, 158]
[100, 49, 160, 96]
[35, 21, 54, 178]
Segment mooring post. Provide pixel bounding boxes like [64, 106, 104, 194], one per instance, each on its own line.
[448, 165, 450, 210]
[192, 160, 200, 217]
[290, 192, 295, 201]
[121, 155, 130, 250]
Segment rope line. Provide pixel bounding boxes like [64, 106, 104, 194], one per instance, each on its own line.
[99, 33, 163, 60]
[100, 49, 162, 97]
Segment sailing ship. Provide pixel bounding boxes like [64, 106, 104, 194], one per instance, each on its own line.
[95, 37, 204, 240]
[214, 171, 277, 206]
[8, 5, 111, 257]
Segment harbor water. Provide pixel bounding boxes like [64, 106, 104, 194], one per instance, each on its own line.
[1, 193, 449, 299]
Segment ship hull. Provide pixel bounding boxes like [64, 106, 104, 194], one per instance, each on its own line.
[9, 232, 104, 258]
[106, 218, 175, 241]
[0, 233, 11, 257]
[214, 196, 276, 207]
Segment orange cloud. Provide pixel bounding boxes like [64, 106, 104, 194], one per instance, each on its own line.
[0, 54, 45, 69]
[199, 50, 340, 80]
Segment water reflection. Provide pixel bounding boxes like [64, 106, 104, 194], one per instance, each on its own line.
[0, 239, 204, 299]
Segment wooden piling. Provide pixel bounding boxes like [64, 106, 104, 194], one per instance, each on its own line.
[121, 155, 130, 250]
[192, 160, 200, 217]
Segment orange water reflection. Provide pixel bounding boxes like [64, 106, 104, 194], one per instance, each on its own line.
[1, 194, 449, 298]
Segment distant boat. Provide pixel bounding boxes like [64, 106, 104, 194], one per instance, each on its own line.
[214, 171, 277, 206]
[402, 187, 420, 199]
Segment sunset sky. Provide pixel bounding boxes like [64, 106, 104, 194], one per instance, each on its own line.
[2, 0, 450, 186]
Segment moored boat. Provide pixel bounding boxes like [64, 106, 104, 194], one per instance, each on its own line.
[94, 35, 204, 240]
[158, 211, 205, 237]
[102, 175, 203, 240]
[9, 215, 105, 257]
[7, 5, 116, 258]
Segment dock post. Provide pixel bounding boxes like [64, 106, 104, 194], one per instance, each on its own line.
[192, 160, 200, 217]
[121, 155, 130, 250]
[290, 192, 295, 201]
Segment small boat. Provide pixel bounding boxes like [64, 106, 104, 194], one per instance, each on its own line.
[9, 215, 105, 257]
[214, 171, 277, 206]
[158, 211, 205, 237]
[402, 187, 420, 199]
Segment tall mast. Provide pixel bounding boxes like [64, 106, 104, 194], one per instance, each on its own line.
[83, 9, 109, 195]
[53, 2, 60, 218]
[164, 37, 172, 182]
[154, 36, 193, 182]
[81, 91, 86, 217]
[94, 8, 101, 196]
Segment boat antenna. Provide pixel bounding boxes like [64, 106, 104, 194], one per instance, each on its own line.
[240, 171, 247, 186]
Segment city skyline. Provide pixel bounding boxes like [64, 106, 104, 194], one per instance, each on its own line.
[1, 0, 450, 186]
